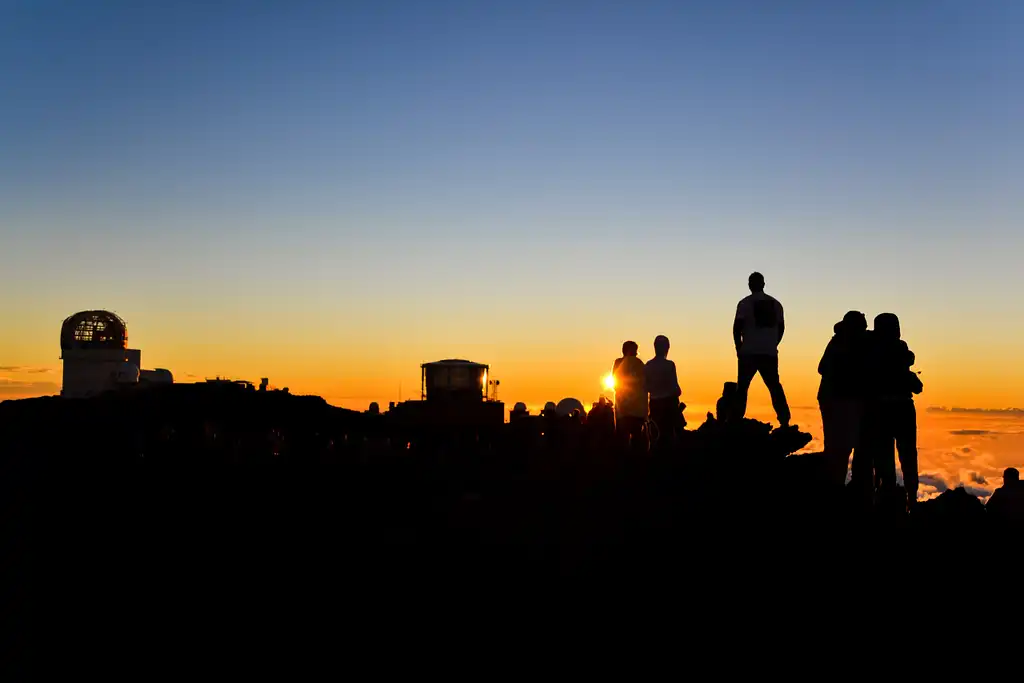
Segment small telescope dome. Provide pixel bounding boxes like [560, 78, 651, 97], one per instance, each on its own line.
[115, 362, 140, 384]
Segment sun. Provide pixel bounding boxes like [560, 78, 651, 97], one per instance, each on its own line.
[602, 373, 615, 392]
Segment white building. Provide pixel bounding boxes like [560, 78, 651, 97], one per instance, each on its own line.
[60, 310, 172, 398]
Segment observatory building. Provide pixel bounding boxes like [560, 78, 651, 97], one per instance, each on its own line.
[388, 358, 504, 429]
[60, 310, 173, 398]
[420, 359, 491, 402]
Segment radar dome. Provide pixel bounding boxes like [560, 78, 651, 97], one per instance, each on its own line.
[115, 362, 140, 384]
[555, 397, 585, 417]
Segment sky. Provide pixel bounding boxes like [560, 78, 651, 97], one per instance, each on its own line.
[2, 1, 1023, 426]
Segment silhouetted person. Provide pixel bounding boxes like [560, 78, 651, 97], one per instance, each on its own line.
[863, 313, 922, 510]
[716, 382, 738, 423]
[613, 340, 648, 454]
[732, 272, 791, 428]
[987, 467, 1024, 527]
[645, 335, 682, 449]
[817, 311, 870, 486]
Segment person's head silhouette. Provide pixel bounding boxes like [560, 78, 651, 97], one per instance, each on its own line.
[1004, 467, 1020, 487]
[874, 313, 901, 339]
[653, 335, 670, 358]
[842, 310, 868, 333]
[622, 340, 638, 357]
[748, 272, 765, 293]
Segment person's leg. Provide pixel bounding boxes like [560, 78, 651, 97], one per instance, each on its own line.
[845, 399, 864, 484]
[851, 401, 879, 504]
[649, 398, 672, 451]
[734, 355, 758, 421]
[895, 400, 918, 509]
[820, 399, 841, 485]
[757, 355, 791, 428]
[823, 398, 857, 486]
[627, 416, 648, 455]
[614, 412, 630, 451]
[873, 404, 897, 501]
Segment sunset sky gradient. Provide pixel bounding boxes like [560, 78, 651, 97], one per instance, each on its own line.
[2, 1, 1022, 424]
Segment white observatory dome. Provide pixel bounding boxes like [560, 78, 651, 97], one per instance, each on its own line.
[512, 402, 528, 413]
[115, 362, 140, 384]
[368, 402, 380, 415]
[555, 397, 585, 417]
[543, 401, 557, 413]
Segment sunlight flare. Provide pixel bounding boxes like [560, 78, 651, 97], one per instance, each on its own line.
[602, 373, 615, 392]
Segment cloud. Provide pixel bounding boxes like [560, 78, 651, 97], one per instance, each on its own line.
[928, 407, 1024, 417]
[969, 472, 987, 485]
[919, 473, 949, 493]
[950, 429, 996, 436]
[962, 485, 991, 499]
[0, 378, 59, 396]
[0, 366, 53, 374]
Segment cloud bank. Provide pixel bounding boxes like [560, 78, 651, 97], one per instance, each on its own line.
[0, 377, 59, 396]
[0, 366, 52, 374]
[927, 406, 1024, 417]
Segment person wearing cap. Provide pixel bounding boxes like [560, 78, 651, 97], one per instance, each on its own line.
[732, 271, 792, 429]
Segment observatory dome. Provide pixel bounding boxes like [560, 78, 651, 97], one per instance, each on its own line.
[555, 398, 585, 417]
[60, 310, 128, 351]
[115, 362, 140, 384]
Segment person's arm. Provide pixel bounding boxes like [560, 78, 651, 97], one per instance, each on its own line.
[777, 301, 785, 344]
[733, 302, 744, 355]
[671, 360, 681, 397]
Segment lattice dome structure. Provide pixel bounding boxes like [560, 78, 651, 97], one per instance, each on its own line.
[60, 310, 128, 352]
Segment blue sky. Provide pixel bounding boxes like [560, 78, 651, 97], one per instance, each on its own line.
[2, 1, 1022, 407]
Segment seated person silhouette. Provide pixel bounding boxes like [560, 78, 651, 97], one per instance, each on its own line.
[613, 340, 648, 453]
[732, 272, 792, 429]
[817, 311, 870, 486]
[987, 467, 1024, 527]
[716, 382, 738, 423]
[862, 312, 922, 510]
[645, 335, 683, 447]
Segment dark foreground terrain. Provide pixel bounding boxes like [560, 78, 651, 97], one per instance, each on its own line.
[2, 385, 1017, 675]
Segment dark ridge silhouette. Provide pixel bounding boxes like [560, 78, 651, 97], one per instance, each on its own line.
[2, 382, 1012, 677]
[4, 300, 1014, 675]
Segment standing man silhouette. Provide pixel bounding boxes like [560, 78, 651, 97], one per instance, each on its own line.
[612, 340, 649, 454]
[732, 272, 792, 428]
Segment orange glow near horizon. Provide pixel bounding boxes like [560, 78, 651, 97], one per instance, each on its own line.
[2, 297, 1023, 417]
